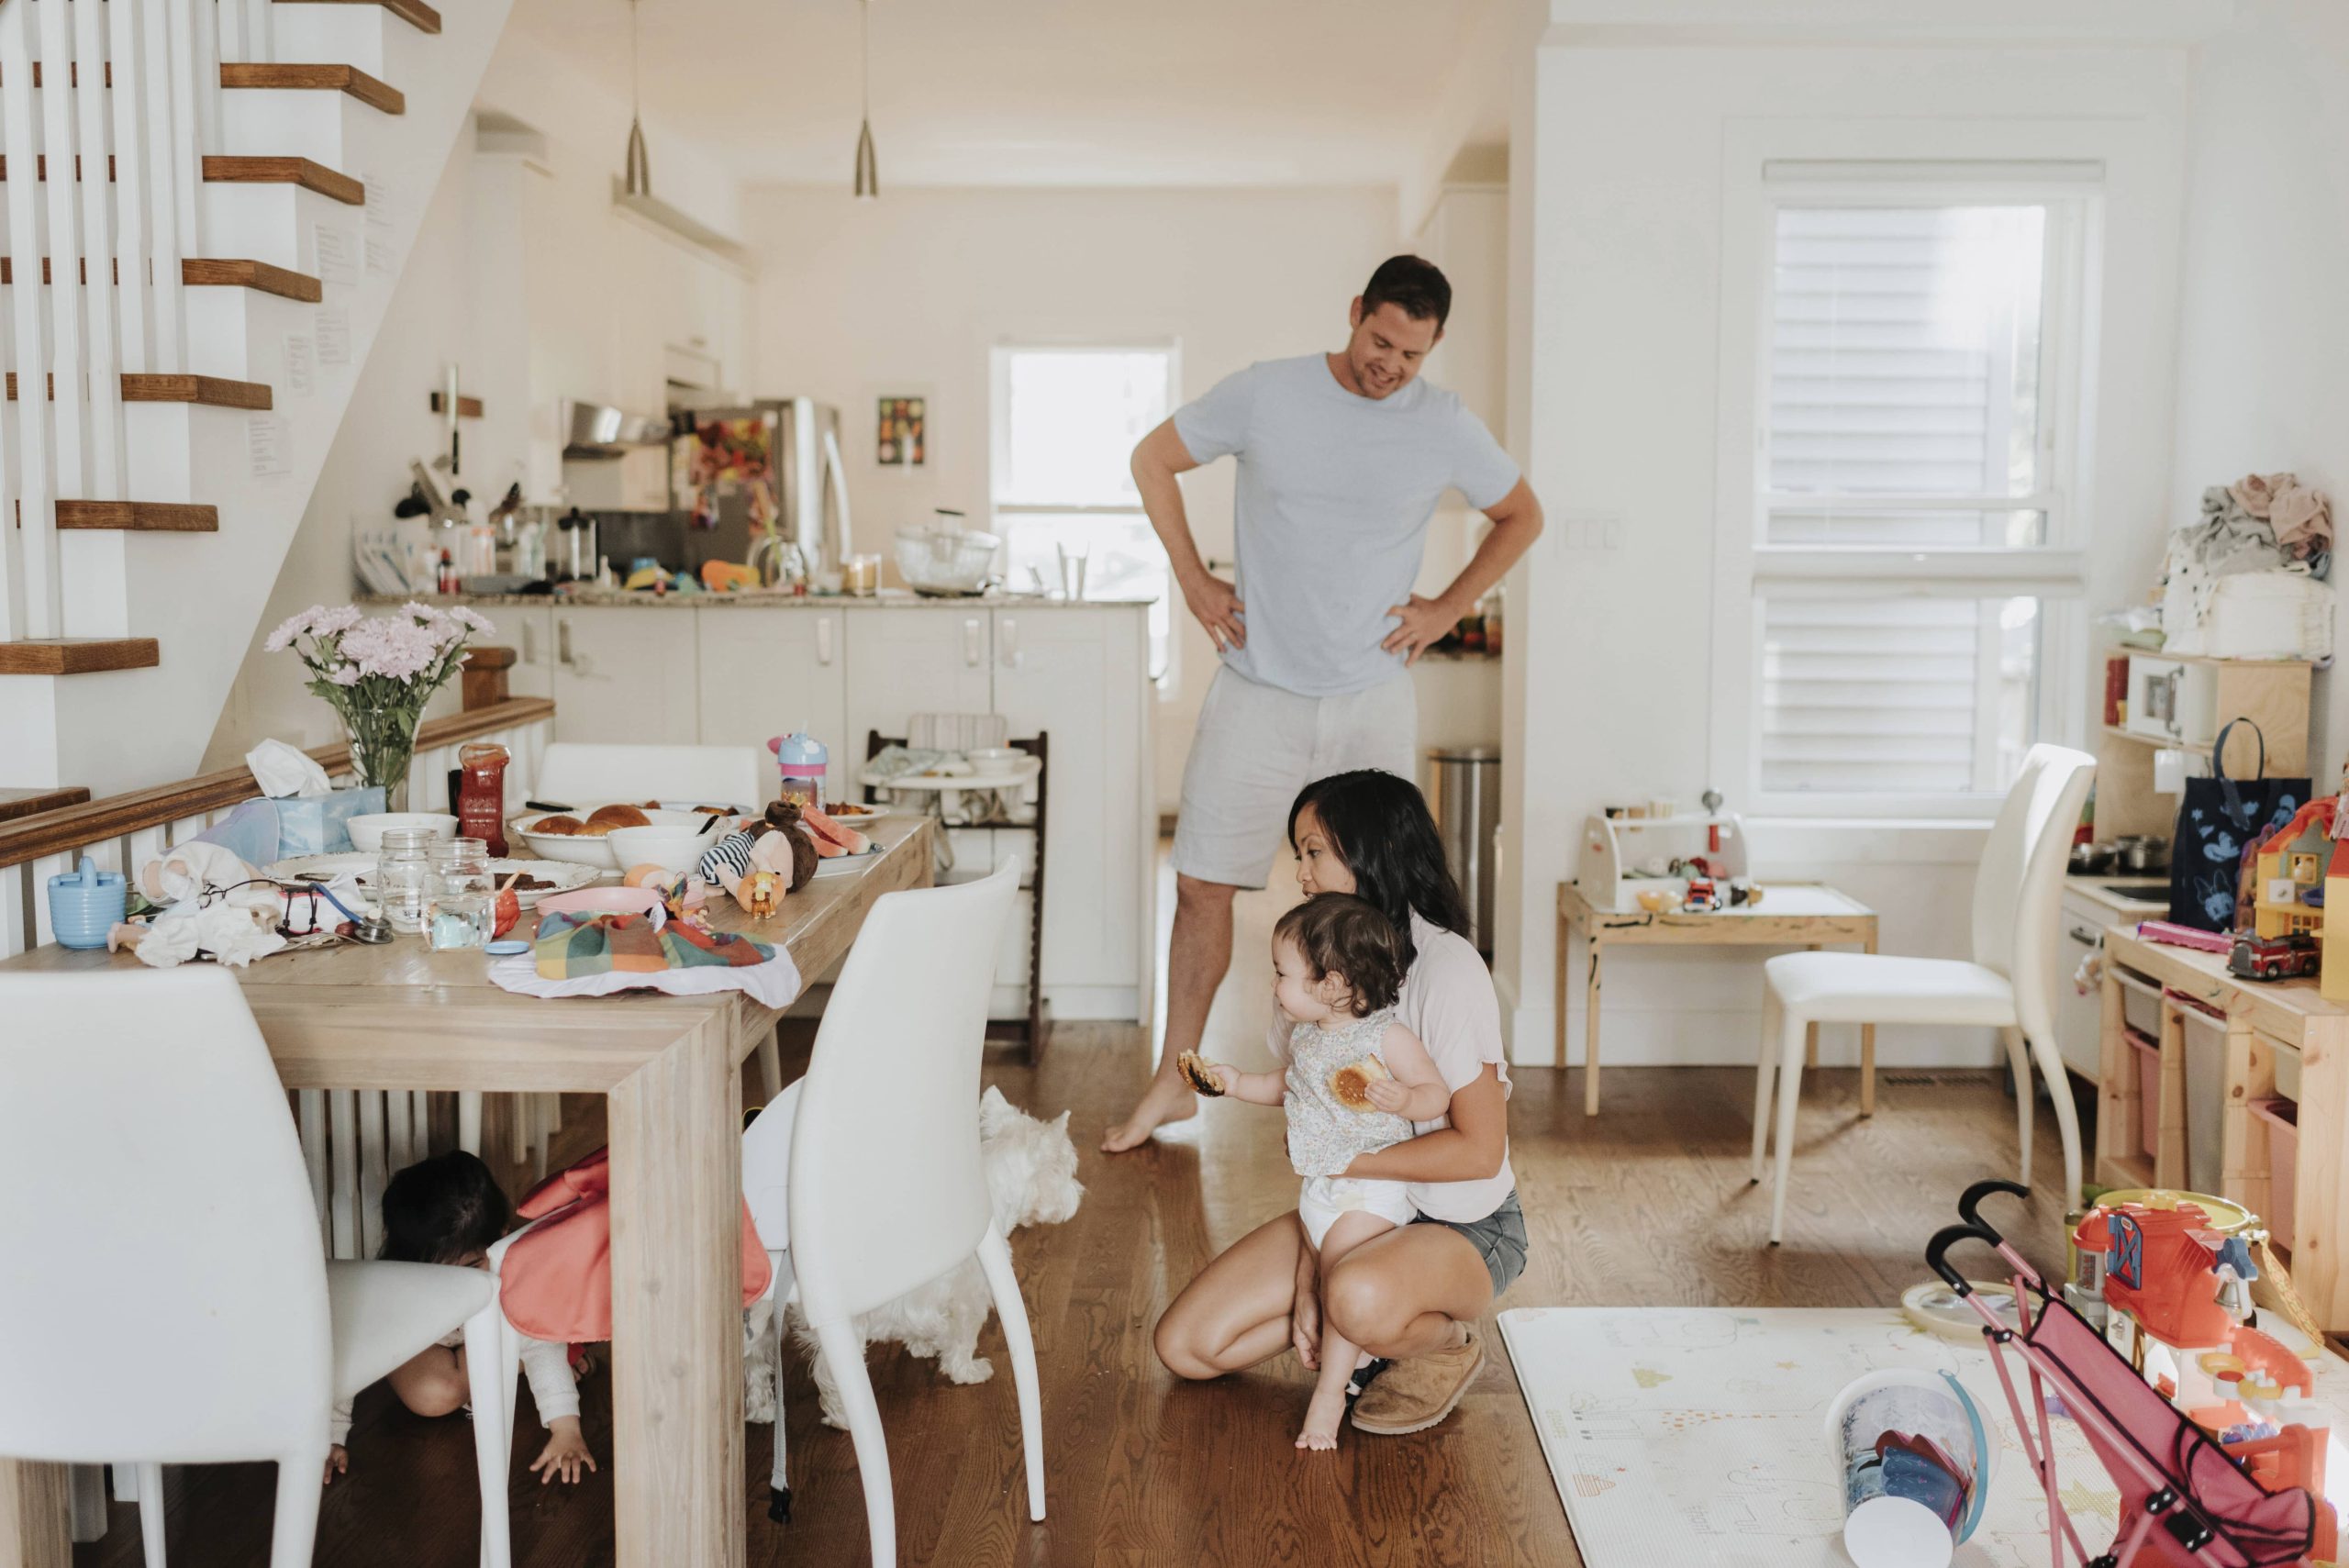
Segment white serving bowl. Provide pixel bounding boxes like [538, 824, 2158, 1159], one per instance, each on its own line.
[346, 812, 457, 854]
[966, 746, 1026, 773]
[511, 805, 712, 870]
[607, 819, 730, 876]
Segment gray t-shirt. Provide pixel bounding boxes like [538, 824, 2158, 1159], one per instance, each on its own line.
[1174, 354, 1520, 697]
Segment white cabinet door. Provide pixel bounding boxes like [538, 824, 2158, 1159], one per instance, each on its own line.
[843, 608, 994, 758]
[2054, 894, 2106, 1084]
[550, 607, 700, 744]
[992, 608, 1145, 1001]
[506, 606, 555, 700]
[695, 609, 848, 798]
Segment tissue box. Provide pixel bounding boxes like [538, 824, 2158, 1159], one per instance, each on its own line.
[274, 787, 387, 855]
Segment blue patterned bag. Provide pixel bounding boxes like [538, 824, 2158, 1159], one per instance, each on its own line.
[2167, 719, 2307, 931]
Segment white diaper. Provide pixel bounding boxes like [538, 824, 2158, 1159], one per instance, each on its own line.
[1297, 1174, 1418, 1251]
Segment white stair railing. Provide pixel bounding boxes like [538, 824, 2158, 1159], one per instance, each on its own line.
[0, 0, 249, 643]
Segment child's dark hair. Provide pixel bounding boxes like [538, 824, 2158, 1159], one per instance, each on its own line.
[379, 1151, 509, 1265]
[1275, 894, 1405, 1018]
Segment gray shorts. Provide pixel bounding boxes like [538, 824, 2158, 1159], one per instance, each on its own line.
[1413, 1189, 1528, 1298]
[1169, 665, 1419, 890]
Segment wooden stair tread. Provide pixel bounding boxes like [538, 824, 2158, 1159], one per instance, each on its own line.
[200, 155, 364, 206]
[0, 258, 324, 302]
[0, 639, 160, 676]
[274, 0, 442, 34]
[221, 61, 404, 115]
[55, 501, 220, 533]
[6, 373, 273, 411]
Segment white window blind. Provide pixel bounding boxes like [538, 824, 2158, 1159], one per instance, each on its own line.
[1745, 195, 2084, 805]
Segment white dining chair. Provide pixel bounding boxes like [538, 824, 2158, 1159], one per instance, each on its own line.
[0, 968, 515, 1568]
[1751, 743, 2096, 1245]
[775, 857, 1041, 1567]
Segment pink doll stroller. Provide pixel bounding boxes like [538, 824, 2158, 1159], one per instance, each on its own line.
[1926, 1180, 2320, 1568]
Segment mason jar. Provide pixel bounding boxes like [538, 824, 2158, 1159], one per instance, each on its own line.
[375, 828, 436, 935]
[426, 836, 495, 951]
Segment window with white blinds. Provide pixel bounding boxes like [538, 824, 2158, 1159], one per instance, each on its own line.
[1738, 188, 2088, 809]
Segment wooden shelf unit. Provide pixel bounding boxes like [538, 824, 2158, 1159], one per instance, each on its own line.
[2091, 647, 2315, 842]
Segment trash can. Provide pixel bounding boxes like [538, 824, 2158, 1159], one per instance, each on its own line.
[1425, 745, 1500, 955]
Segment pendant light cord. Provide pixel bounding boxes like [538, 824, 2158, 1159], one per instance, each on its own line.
[860, 0, 870, 117]
[630, 0, 641, 117]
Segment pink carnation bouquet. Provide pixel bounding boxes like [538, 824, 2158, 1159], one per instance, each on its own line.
[266, 601, 496, 804]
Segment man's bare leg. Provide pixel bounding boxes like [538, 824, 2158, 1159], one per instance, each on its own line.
[1103, 873, 1238, 1151]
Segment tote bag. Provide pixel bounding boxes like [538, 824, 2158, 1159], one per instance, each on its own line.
[2169, 719, 2310, 931]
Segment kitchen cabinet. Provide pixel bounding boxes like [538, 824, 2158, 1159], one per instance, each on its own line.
[2056, 891, 2109, 1084]
[844, 609, 994, 753]
[992, 608, 1151, 1009]
[550, 607, 701, 745]
[505, 606, 556, 701]
[695, 609, 848, 797]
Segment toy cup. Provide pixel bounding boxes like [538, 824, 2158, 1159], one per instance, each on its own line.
[48, 855, 128, 951]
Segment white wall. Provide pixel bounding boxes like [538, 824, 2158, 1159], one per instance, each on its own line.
[1497, 30, 2196, 1067]
[2167, 0, 2349, 780]
[738, 184, 1403, 812]
[201, 32, 754, 768]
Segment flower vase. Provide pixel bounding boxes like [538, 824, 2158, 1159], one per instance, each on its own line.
[339, 705, 419, 811]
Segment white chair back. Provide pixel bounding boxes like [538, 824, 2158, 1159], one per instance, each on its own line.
[535, 742, 768, 809]
[787, 860, 1022, 1322]
[744, 1079, 805, 1253]
[1968, 743, 2097, 1046]
[0, 969, 331, 1464]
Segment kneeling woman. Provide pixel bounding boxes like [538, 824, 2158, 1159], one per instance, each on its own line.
[1153, 769, 1528, 1434]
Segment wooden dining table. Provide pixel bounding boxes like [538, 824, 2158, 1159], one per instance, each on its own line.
[1, 810, 934, 1568]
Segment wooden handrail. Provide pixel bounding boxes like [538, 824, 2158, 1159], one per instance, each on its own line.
[0, 697, 554, 869]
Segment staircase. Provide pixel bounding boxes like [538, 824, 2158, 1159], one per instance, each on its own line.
[0, 0, 515, 795]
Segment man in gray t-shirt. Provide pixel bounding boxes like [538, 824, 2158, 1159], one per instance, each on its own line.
[1104, 254, 1544, 1153]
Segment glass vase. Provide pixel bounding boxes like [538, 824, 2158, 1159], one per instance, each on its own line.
[339, 703, 419, 811]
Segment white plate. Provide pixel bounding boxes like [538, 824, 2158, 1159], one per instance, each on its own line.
[810, 847, 885, 879]
[266, 853, 603, 908]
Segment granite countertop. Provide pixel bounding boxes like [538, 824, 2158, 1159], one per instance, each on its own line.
[364, 588, 1153, 611]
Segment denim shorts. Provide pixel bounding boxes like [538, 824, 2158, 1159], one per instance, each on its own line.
[1413, 1189, 1527, 1297]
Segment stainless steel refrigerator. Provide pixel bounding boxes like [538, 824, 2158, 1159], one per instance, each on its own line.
[668, 397, 853, 580]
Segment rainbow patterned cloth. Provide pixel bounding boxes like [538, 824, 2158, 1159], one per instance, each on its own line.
[532, 910, 773, 981]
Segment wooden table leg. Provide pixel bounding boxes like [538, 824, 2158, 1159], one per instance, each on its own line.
[1803, 944, 1821, 1070]
[0, 1459, 70, 1568]
[1555, 908, 1570, 1072]
[1859, 929, 1877, 1117]
[607, 1009, 746, 1568]
[1584, 939, 1603, 1118]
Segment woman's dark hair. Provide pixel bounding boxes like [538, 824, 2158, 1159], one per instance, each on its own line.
[1287, 769, 1472, 971]
[379, 1151, 509, 1265]
[1275, 894, 1404, 1017]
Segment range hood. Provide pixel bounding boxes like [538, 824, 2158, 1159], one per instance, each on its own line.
[562, 399, 670, 457]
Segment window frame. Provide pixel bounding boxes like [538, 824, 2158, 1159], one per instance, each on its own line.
[1709, 139, 2105, 819]
[986, 340, 1183, 691]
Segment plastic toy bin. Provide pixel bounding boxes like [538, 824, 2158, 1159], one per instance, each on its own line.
[2175, 995, 2227, 1194]
[2127, 1027, 2161, 1159]
[2250, 1097, 2299, 1246]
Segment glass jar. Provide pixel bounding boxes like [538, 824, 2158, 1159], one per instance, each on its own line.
[426, 836, 495, 951]
[375, 828, 435, 935]
[456, 741, 511, 856]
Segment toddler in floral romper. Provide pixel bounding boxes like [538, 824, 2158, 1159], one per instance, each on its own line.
[1189, 893, 1452, 1449]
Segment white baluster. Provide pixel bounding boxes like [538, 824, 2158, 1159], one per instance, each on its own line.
[141, 0, 185, 373]
[161, 0, 201, 263]
[37, 0, 94, 517]
[1, 0, 63, 639]
[1, 865, 28, 961]
[186, 0, 219, 173]
[243, 0, 271, 65]
[213, 0, 245, 68]
[107, 0, 153, 375]
[72, 0, 123, 501]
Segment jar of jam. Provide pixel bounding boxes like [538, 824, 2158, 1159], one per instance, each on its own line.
[456, 741, 511, 856]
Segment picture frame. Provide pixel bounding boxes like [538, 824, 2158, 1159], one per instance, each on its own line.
[876, 395, 927, 467]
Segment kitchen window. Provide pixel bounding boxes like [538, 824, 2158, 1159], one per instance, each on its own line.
[989, 344, 1179, 689]
[1716, 167, 2098, 816]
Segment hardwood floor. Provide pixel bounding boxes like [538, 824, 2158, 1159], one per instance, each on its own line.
[77, 1039, 2079, 1567]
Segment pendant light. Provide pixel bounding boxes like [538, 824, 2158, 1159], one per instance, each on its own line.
[852, 0, 878, 200]
[622, 0, 651, 196]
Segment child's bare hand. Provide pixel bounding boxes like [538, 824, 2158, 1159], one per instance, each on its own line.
[529, 1418, 598, 1485]
[321, 1445, 348, 1486]
[1363, 1076, 1411, 1113]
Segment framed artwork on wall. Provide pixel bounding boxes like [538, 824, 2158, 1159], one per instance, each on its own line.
[877, 395, 927, 467]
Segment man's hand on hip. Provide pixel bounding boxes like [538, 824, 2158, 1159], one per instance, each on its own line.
[1183, 572, 1247, 651]
[1383, 594, 1459, 663]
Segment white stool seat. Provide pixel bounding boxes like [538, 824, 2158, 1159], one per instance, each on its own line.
[326, 1262, 495, 1399]
[1762, 952, 2019, 1027]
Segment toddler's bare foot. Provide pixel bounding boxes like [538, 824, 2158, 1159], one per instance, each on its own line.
[1297, 1385, 1348, 1451]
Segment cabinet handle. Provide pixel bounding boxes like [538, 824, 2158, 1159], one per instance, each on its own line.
[818, 617, 835, 666]
[963, 617, 982, 666]
[1000, 617, 1021, 670]
[557, 619, 573, 667]
[2068, 925, 2102, 947]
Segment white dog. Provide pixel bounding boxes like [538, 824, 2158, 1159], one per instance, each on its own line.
[745, 1084, 1084, 1427]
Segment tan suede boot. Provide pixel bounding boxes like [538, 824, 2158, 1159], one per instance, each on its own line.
[1348, 1325, 1484, 1435]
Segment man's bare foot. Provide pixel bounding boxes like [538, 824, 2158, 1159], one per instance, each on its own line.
[1297, 1385, 1347, 1451]
[1101, 1079, 1197, 1152]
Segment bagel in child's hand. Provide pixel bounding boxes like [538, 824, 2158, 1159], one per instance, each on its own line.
[1329, 1056, 1392, 1112]
[1175, 1051, 1225, 1097]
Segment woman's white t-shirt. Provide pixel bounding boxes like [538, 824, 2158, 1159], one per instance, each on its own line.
[1266, 911, 1515, 1223]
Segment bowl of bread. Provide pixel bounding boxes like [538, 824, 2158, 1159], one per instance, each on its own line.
[511, 802, 718, 870]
